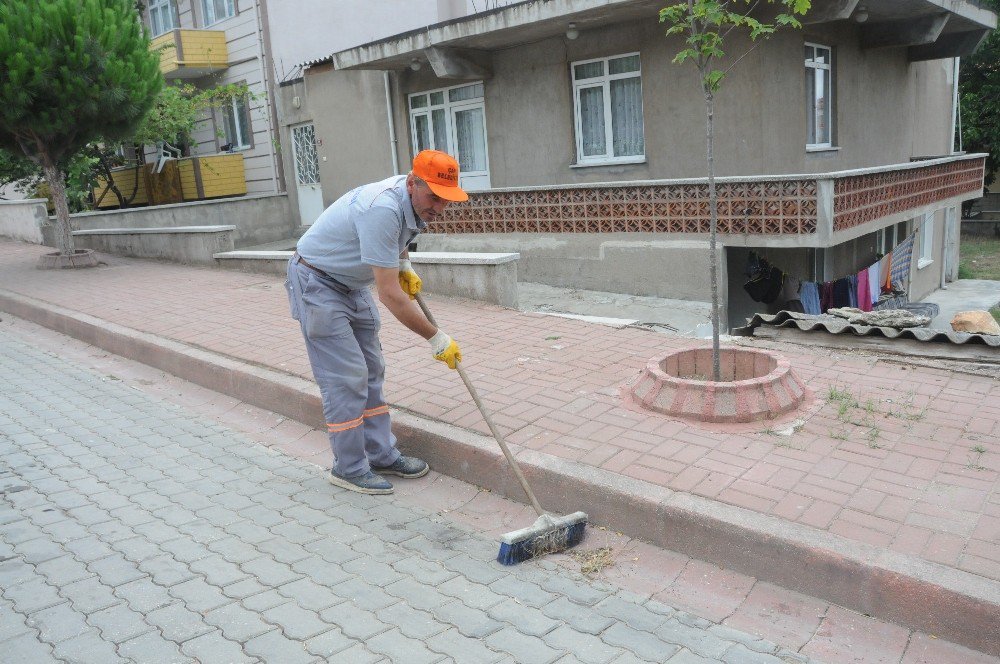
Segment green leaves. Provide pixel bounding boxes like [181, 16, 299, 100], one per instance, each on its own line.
[0, 0, 162, 164]
[659, 0, 811, 92]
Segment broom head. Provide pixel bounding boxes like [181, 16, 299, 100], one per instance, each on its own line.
[496, 511, 588, 565]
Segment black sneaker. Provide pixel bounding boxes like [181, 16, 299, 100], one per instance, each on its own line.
[327, 470, 393, 495]
[372, 455, 429, 479]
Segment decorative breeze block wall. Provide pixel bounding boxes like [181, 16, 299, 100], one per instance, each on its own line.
[431, 181, 819, 235]
[833, 158, 985, 231]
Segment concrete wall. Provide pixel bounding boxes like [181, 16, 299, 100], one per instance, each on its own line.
[416, 232, 722, 302]
[277, 66, 401, 221]
[0, 199, 49, 244]
[61, 194, 294, 249]
[910, 207, 948, 302]
[376, 18, 956, 186]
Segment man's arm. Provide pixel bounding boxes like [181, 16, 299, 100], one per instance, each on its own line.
[373, 266, 436, 338]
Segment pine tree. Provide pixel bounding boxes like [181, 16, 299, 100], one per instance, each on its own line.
[0, 0, 161, 257]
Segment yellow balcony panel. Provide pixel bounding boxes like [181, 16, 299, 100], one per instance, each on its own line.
[92, 153, 246, 208]
[151, 29, 228, 80]
[183, 153, 247, 201]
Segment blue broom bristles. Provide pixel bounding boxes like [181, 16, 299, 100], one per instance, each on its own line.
[496, 513, 588, 565]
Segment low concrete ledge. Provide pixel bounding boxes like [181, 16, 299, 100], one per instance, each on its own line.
[73, 225, 236, 265]
[214, 250, 293, 276]
[213, 249, 521, 308]
[410, 251, 520, 308]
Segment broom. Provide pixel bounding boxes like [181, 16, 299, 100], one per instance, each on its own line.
[415, 293, 588, 565]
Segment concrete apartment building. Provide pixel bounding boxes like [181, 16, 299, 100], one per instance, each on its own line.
[278, 0, 995, 328]
[77, 0, 993, 327]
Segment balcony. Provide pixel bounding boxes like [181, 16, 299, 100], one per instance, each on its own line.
[150, 29, 229, 80]
[432, 154, 987, 245]
[93, 153, 247, 209]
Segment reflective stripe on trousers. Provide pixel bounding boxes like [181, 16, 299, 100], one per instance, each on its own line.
[286, 258, 400, 477]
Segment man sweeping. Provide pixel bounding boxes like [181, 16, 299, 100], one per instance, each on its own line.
[286, 150, 467, 495]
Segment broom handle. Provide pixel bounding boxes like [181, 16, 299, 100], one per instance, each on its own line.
[415, 293, 546, 517]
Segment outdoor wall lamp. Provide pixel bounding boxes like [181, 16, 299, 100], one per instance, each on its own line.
[854, 5, 869, 22]
[565, 22, 579, 40]
[409, 58, 422, 71]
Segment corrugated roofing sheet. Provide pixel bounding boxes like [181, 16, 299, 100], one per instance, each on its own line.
[734, 311, 1000, 348]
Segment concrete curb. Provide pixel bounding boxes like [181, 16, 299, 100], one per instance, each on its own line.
[2, 288, 997, 656]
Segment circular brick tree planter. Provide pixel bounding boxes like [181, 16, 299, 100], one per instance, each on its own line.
[626, 347, 809, 423]
[37, 249, 99, 269]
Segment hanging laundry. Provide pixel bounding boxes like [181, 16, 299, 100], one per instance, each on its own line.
[881, 253, 893, 293]
[857, 269, 872, 312]
[799, 281, 821, 315]
[820, 281, 834, 312]
[847, 274, 858, 308]
[832, 277, 852, 308]
[867, 263, 880, 307]
[889, 234, 914, 292]
[743, 252, 785, 303]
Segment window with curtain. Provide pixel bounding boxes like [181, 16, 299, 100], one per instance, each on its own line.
[222, 96, 252, 150]
[805, 43, 833, 148]
[148, 0, 176, 36]
[407, 82, 488, 174]
[202, 0, 236, 25]
[571, 53, 645, 164]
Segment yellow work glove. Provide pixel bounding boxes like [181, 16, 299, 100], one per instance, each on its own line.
[428, 330, 462, 370]
[398, 259, 422, 299]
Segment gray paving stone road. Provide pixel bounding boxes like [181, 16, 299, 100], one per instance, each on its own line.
[0, 328, 813, 664]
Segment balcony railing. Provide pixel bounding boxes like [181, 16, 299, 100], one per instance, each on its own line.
[150, 29, 228, 80]
[93, 153, 246, 209]
[431, 155, 986, 244]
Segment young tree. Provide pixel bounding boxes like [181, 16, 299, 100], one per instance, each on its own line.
[0, 0, 161, 257]
[959, 0, 999, 194]
[659, 0, 809, 380]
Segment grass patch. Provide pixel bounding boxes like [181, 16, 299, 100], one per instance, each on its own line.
[959, 235, 1000, 280]
[992, 307, 1000, 325]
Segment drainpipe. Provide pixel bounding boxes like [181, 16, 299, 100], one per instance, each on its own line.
[384, 71, 400, 175]
[255, 0, 282, 193]
[951, 57, 960, 153]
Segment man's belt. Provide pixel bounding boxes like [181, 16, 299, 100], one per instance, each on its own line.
[293, 252, 352, 294]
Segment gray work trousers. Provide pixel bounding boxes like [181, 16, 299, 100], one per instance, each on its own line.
[286, 257, 400, 478]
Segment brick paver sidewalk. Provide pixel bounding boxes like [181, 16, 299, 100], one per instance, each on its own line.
[0, 240, 996, 584]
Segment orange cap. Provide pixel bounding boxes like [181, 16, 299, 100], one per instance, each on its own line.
[411, 150, 469, 202]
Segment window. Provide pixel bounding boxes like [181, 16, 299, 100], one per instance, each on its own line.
[201, 0, 236, 26]
[918, 212, 934, 268]
[221, 96, 252, 150]
[408, 82, 490, 190]
[805, 43, 833, 148]
[877, 219, 911, 256]
[148, 0, 176, 37]
[571, 53, 645, 164]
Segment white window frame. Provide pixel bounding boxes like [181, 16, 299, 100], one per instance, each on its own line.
[148, 0, 176, 37]
[407, 82, 488, 178]
[877, 219, 911, 256]
[805, 42, 833, 149]
[571, 52, 645, 165]
[201, 0, 236, 27]
[221, 96, 252, 151]
[918, 212, 934, 268]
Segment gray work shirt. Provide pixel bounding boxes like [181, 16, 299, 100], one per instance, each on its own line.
[296, 175, 425, 290]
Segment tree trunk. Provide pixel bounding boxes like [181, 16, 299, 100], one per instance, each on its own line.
[41, 159, 75, 255]
[704, 89, 722, 382]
